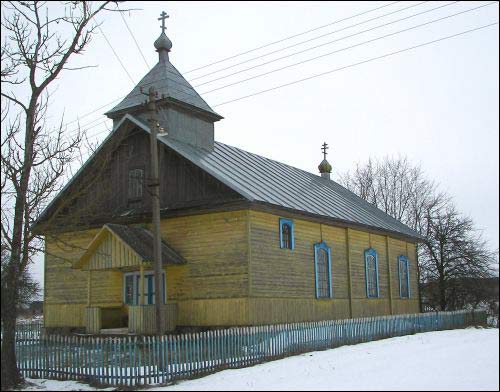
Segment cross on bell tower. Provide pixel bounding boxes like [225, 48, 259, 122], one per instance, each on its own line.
[154, 11, 172, 61]
[158, 11, 169, 34]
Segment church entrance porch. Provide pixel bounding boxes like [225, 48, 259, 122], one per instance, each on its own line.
[74, 223, 186, 335]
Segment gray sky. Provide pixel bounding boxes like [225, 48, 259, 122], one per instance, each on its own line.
[4, 1, 499, 287]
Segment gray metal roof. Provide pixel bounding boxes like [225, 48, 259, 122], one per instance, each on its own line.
[105, 60, 222, 119]
[34, 114, 422, 241]
[106, 224, 186, 265]
[158, 135, 423, 240]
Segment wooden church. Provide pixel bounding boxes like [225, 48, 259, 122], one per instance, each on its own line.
[35, 13, 422, 334]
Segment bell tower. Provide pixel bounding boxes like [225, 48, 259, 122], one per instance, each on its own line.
[105, 11, 223, 151]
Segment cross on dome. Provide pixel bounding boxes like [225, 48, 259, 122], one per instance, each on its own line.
[154, 11, 172, 59]
[321, 142, 329, 160]
[158, 11, 169, 34]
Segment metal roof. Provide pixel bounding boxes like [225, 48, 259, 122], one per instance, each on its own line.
[158, 136, 423, 240]
[105, 224, 186, 265]
[34, 115, 422, 240]
[105, 60, 222, 119]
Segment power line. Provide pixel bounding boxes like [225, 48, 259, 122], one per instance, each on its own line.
[189, 1, 430, 82]
[201, 1, 497, 95]
[193, 1, 456, 88]
[97, 25, 136, 86]
[212, 22, 498, 108]
[53, 1, 404, 130]
[51, 2, 498, 142]
[183, 1, 402, 74]
[78, 20, 498, 146]
[118, 5, 150, 69]
[46, 1, 432, 134]
[58, 1, 464, 136]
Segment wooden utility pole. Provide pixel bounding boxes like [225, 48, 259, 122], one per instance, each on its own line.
[143, 86, 164, 335]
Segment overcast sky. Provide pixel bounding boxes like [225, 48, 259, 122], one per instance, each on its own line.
[3, 1, 498, 288]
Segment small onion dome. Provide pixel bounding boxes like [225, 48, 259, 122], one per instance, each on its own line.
[154, 32, 172, 52]
[318, 159, 332, 174]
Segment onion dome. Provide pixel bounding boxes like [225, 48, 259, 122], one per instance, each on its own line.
[318, 159, 332, 174]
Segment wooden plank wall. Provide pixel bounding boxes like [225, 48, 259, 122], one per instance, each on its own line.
[248, 210, 419, 324]
[87, 231, 143, 270]
[128, 304, 177, 334]
[160, 210, 250, 326]
[44, 209, 419, 329]
[45, 229, 123, 328]
[85, 307, 101, 334]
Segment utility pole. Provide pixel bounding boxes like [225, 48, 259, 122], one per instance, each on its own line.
[142, 85, 164, 335]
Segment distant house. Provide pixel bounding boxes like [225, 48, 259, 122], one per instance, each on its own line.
[34, 14, 422, 334]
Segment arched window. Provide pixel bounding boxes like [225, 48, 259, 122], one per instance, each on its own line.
[364, 248, 379, 298]
[279, 218, 294, 250]
[398, 255, 410, 298]
[314, 242, 332, 299]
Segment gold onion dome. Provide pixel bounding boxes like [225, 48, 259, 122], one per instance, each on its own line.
[318, 159, 332, 174]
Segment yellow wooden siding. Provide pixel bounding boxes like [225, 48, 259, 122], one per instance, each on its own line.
[159, 210, 249, 301]
[85, 307, 101, 333]
[370, 234, 390, 298]
[44, 209, 420, 329]
[128, 304, 177, 334]
[393, 299, 420, 314]
[177, 298, 249, 326]
[249, 211, 321, 298]
[45, 229, 124, 328]
[44, 304, 87, 327]
[85, 231, 142, 270]
[351, 299, 391, 318]
[347, 229, 370, 299]
[321, 225, 349, 299]
[249, 298, 351, 325]
[89, 270, 122, 307]
[248, 210, 419, 323]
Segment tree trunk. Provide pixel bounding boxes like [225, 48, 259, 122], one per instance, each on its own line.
[1, 268, 21, 390]
[439, 277, 447, 311]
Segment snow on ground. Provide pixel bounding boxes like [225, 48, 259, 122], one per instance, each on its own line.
[21, 379, 114, 391]
[22, 328, 499, 391]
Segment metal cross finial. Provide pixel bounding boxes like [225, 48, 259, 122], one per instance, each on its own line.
[321, 142, 329, 160]
[158, 11, 169, 34]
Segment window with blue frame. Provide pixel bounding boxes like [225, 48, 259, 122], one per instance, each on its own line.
[123, 271, 166, 305]
[314, 242, 332, 299]
[279, 218, 295, 250]
[398, 255, 410, 298]
[364, 248, 380, 298]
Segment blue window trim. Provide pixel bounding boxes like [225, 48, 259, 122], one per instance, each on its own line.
[398, 255, 411, 299]
[279, 218, 295, 250]
[364, 248, 380, 298]
[123, 270, 166, 305]
[314, 241, 333, 299]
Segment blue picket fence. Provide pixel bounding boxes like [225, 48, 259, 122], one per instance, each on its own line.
[13, 309, 486, 387]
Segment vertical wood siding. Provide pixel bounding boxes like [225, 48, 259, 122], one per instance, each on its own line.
[86, 231, 143, 270]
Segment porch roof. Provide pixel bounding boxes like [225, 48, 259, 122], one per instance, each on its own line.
[75, 224, 186, 270]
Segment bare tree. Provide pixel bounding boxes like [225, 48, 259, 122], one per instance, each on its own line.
[338, 156, 498, 313]
[0, 2, 123, 388]
[338, 155, 446, 303]
[338, 155, 446, 233]
[419, 204, 498, 311]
